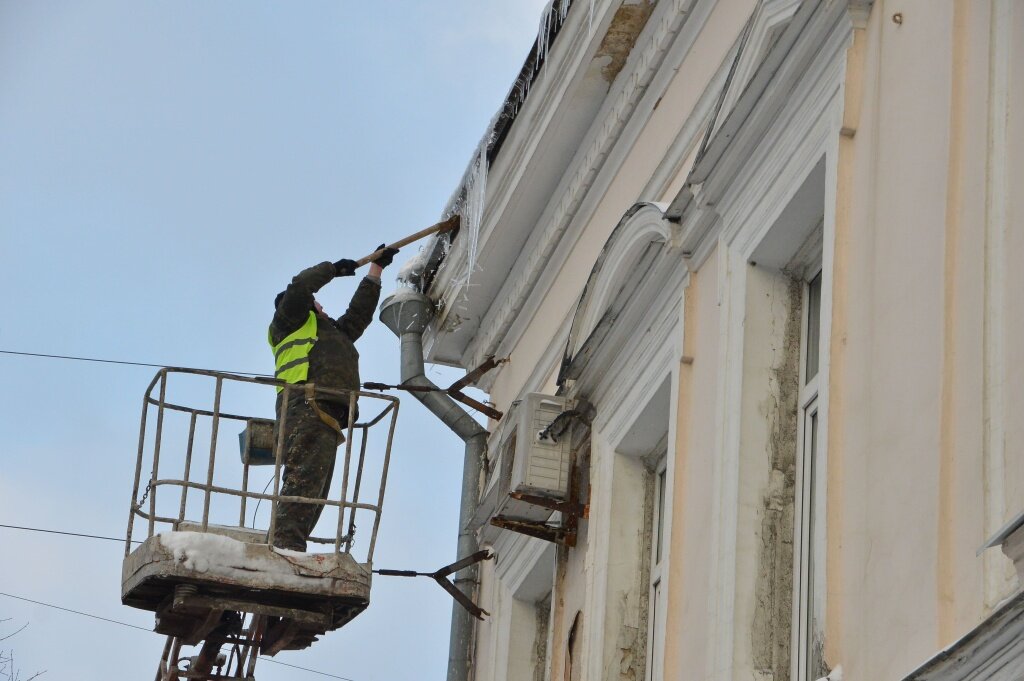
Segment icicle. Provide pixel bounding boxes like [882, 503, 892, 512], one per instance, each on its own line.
[464, 140, 487, 280]
[436, 104, 499, 292]
[536, 0, 552, 63]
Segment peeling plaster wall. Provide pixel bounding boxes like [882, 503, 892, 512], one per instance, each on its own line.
[617, 467, 655, 681]
[593, 439, 650, 681]
[548, 442, 592, 681]
[744, 273, 801, 681]
[533, 594, 552, 681]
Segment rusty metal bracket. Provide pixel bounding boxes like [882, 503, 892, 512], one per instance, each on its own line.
[507, 491, 588, 518]
[447, 356, 504, 393]
[363, 357, 507, 421]
[448, 390, 503, 422]
[374, 549, 494, 620]
[490, 516, 568, 544]
[491, 441, 589, 548]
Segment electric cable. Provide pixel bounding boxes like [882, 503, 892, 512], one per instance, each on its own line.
[0, 523, 138, 544]
[0, 591, 357, 680]
[0, 349, 447, 394]
[0, 349, 269, 377]
[0, 591, 150, 632]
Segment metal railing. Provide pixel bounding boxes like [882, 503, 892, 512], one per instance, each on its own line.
[125, 368, 399, 564]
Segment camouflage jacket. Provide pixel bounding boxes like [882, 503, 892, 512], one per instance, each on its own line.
[269, 262, 381, 409]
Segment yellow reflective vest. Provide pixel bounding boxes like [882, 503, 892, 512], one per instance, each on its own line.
[269, 311, 318, 392]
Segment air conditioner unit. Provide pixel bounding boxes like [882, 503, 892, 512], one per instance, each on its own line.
[473, 393, 575, 541]
[509, 393, 573, 498]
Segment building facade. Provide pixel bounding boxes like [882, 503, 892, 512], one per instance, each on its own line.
[392, 1, 1024, 679]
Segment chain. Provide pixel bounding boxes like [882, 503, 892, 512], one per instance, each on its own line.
[135, 479, 153, 508]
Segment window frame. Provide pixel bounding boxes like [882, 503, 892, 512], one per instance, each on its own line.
[792, 263, 826, 681]
[645, 451, 669, 681]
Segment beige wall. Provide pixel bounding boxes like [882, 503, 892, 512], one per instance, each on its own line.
[830, 1, 1024, 677]
[663, 253, 720, 680]
[468, 1, 1024, 680]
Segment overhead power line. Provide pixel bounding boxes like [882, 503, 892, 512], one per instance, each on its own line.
[0, 523, 138, 544]
[0, 591, 150, 632]
[0, 591, 357, 680]
[0, 349, 269, 377]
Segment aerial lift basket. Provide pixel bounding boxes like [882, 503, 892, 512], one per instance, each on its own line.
[121, 368, 399, 680]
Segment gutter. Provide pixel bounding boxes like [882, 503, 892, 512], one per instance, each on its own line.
[378, 288, 488, 681]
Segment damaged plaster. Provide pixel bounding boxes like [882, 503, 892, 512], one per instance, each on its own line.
[614, 467, 655, 681]
[595, 1, 656, 84]
[751, 277, 801, 681]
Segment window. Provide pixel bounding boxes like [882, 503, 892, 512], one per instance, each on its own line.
[506, 544, 556, 681]
[646, 456, 668, 681]
[794, 268, 825, 680]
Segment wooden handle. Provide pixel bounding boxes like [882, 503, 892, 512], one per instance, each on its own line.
[354, 214, 461, 267]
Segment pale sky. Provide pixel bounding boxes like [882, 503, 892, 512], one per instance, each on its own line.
[0, 2, 550, 679]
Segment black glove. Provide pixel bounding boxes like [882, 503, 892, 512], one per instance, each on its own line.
[372, 243, 399, 269]
[333, 258, 357, 277]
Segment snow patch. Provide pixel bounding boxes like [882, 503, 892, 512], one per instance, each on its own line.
[396, 246, 430, 289]
[157, 531, 352, 582]
[160, 531, 246, 574]
[815, 665, 842, 681]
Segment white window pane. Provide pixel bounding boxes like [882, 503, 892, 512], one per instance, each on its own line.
[655, 468, 666, 564]
[805, 272, 822, 382]
[649, 580, 663, 681]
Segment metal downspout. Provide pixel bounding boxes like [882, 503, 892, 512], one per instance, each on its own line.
[379, 289, 487, 681]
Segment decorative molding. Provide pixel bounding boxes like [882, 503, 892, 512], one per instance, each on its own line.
[668, 0, 858, 273]
[571, 203, 676, 349]
[713, 0, 803, 130]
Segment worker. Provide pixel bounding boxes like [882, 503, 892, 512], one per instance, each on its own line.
[268, 244, 399, 552]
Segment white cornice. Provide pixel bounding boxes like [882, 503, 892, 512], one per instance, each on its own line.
[901, 591, 1024, 681]
[469, 0, 708, 370]
[427, 0, 620, 340]
[425, 0, 712, 371]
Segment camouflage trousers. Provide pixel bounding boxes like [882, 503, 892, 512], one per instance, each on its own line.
[271, 399, 342, 552]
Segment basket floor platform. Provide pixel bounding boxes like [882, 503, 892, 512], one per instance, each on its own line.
[122, 531, 371, 655]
